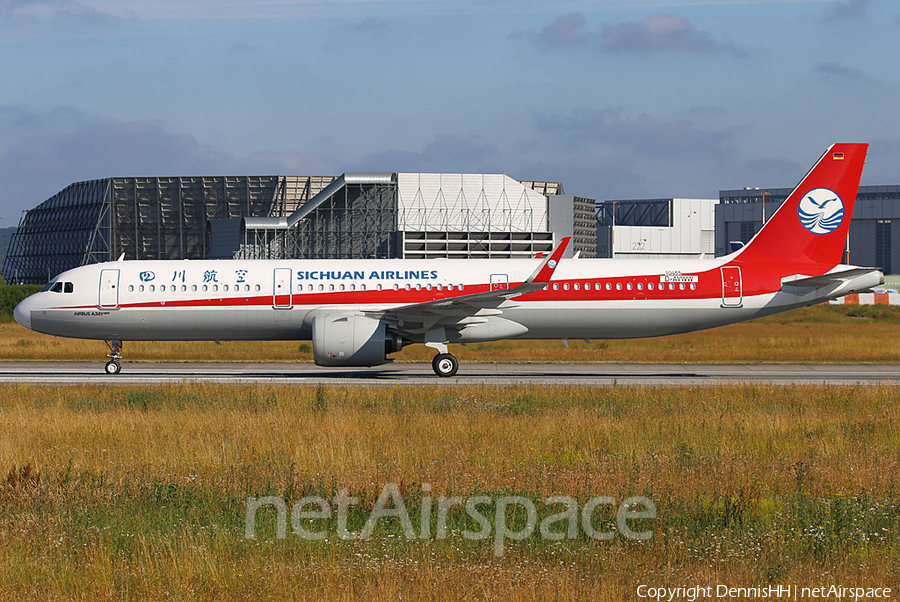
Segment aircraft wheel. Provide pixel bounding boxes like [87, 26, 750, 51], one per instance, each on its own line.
[432, 353, 459, 378]
[104, 360, 121, 375]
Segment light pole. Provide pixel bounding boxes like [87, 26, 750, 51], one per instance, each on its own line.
[608, 201, 618, 259]
[759, 191, 770, 224]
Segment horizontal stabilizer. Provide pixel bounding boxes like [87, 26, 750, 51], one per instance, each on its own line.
[781, 268, 883, 291]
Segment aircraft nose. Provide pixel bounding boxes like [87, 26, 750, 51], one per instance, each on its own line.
[14, 297, 33, 330]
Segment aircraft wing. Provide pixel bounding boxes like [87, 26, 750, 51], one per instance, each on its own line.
[366, 237, 570, 335]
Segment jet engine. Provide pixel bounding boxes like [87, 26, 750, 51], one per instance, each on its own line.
[312, 314, 405, 367]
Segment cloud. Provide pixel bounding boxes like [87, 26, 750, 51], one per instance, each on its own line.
[511, 13, 590, 51]
[815, 62, 878, 85]
[355, 135, 501, 174]
[514, 12, 746, 56]
[0, 107, 343, 217]
[820, 0, 869, 22]
[0, 0, 122, 23]
[354, 16, 389, 33]
[535, 107, 735, 158]
[600, 13, 747, 56]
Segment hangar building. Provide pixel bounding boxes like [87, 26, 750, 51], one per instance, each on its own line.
[716, 185, 900, 272]
[2, 173, 596, 284]
[595, 198, 718, 259]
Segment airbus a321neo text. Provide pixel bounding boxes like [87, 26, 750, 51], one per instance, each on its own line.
[15, 143, 882, 377]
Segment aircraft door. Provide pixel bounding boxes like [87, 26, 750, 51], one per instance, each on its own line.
[721, 266, 742, 307]
[99, 269, 120, 309]
[490, 274, 509, 291]
[273, 268, 292, 308]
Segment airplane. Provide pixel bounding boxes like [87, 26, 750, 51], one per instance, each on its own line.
[14, 143, 882, 377]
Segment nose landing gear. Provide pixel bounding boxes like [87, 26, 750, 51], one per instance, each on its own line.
[104, 340, 123, 375]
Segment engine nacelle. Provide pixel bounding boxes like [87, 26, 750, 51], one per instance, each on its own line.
[312, 314, 404, 367]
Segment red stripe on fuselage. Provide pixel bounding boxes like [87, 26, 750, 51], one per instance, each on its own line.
[46, 265, 787, 311]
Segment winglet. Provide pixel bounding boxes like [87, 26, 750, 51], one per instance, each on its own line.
[527, 237, 570, 284]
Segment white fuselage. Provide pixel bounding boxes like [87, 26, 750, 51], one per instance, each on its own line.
[13, 255, 881, 344]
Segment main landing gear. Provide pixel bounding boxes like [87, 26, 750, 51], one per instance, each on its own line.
[104, 340, 123, 375]
[431, 353, 459, 378]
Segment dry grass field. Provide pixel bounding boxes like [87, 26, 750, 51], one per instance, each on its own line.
[2, 304, 900, 364]
[2, 304, 899, 599]
[1, 383, 899, 600]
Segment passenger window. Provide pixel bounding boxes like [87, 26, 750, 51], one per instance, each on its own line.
[616, 283, 622, 291]
[255, 285, 261, 292]
[393, 284, 399, 291]
[669, 283, 675, 291]
[563, 283, 569, 291]
[679, 283, 685, 290]
[405, 284, 411, 291]
[182, 285, 187, 292]
[377, 284, 383, 291]
[637, 283, 643, 291]
[360, 284, 366, 291]
[605, 283, 611, 291]
[223, 285, 229, 292]
[459, 284, 464, 291]
[202, 285, 208, 292]
[139, 285, 145, 292]
[648, 283, 654, 291]
[150, 285, 155, 292]
[690, 283, 697, 290]
[573, 283, 580, 291]
[627, 283, 633, 291]
[553, 283, 559, 291]
[447, 284, 453, 291]
[191, 285, 197, 292]
[128, 285, 134, 292]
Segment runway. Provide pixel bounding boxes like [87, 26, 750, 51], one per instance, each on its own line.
[0, 362, 898, 385]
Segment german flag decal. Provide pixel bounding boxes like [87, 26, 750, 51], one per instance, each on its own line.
[833, 152, 845, 160]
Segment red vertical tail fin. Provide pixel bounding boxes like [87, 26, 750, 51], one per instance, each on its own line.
[736, 143, 867, 268]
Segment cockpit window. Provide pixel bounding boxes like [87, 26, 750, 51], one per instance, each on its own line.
[41, 281, 73, 293]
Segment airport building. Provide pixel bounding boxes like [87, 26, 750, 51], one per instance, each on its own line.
[595, 198, 718, 259]
[2, 173, 596, 284]
[716, 185, 900, 273]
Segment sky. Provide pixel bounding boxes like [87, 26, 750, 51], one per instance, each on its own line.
[1, 0, 898, 222]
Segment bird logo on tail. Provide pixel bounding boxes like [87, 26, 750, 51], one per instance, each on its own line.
[798, 187, 845, 235]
